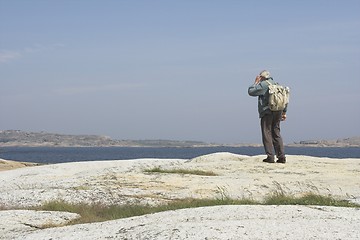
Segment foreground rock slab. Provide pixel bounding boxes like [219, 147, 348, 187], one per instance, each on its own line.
[1, 153, 359, 207]
[9, 205, 360, 240]
[1, 153, 360, 239]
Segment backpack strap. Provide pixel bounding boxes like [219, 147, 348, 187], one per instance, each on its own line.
[266, 79, 279, 86]
[265, 80, 273, 86]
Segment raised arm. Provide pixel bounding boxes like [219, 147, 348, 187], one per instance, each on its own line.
[248, 76, 268, 96]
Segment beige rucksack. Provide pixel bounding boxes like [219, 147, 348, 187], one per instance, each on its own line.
[266, 80, 290, 111]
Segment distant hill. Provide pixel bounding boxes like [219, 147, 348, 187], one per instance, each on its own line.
[0, 130, 359, 147]
[0, 130, 210, 147]
[289, 137, 360, 147]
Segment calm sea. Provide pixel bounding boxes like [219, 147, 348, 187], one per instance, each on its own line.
[0, 146, 359, 164]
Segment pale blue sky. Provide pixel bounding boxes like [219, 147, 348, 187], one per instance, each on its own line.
[0, 0, 359, 144]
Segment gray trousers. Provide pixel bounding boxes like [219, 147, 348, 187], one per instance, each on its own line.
[260, 111, 286, 160]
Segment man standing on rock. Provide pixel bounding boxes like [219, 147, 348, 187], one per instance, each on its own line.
[248, 70, 287, 163]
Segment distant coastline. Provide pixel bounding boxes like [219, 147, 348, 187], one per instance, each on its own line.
[0, 130, 359, 148]
[287, 137, 360, 148]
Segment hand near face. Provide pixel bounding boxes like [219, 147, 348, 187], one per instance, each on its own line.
[254, 75, 262, 84]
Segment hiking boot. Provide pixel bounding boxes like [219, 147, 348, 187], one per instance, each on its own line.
[276, 158, 286, 164]
[263, 158, 275, 163]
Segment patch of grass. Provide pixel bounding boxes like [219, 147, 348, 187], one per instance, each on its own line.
[34, 192, 359, 227]
[144, 167, 217, 176]
[263, 181, 359, 208]
[37, 197, 256, 225]
[38, 200, 156, 224]
[264, 192, 359, 208]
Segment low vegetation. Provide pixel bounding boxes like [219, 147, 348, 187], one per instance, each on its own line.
[264, 192, 359, 207]
[36, 198, 255, 225]
[34, 192, 359, 227]
[144, 167, 218, 176]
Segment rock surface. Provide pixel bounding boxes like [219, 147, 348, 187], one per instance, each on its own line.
[0, 152, 360, 239]
[6, 205, 360, 240]
[0, 210, 79, 240]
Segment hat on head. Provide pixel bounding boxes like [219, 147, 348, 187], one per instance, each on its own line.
[259, 70, 271, 79]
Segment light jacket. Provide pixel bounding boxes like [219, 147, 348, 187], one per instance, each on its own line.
[248, 77, 287, 118]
